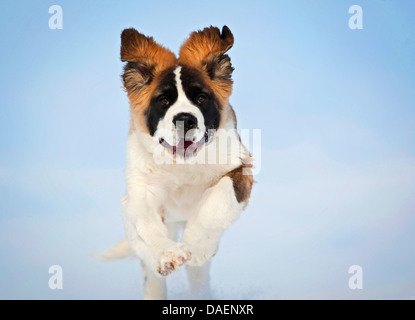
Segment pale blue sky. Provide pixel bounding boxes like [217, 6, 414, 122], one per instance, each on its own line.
[0, 0, 414, 299]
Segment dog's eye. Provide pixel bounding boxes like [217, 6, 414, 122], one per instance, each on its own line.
[196, 94, 208, 105]
[158, 96, 170, 107]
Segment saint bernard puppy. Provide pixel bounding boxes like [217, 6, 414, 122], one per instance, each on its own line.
[98, 26, 254, 299]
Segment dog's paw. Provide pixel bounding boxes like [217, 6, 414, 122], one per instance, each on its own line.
[184, 244, 217, 267]
[157, 243, 192, 276]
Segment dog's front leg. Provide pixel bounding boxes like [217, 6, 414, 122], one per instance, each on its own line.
[122, 187, 191, 276]
[182, 169, 253, 266]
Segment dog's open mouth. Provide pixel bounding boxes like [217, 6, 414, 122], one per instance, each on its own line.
[159, 131, 211, 156]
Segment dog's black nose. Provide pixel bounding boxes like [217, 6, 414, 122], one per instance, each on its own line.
[173, 113, 198, 132]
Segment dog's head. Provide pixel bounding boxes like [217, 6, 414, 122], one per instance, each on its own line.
[121, 26, 235, 158]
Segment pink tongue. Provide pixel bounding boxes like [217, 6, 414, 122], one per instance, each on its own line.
[172, 140, 195, 153]
[184, 140, 194, 148]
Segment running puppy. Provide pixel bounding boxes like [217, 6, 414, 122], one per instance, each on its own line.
[99, 26, 254, 299]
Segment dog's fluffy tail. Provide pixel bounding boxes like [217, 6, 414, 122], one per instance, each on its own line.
[93, 238, 132, 261]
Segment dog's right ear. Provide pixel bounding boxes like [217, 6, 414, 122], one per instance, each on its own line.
[121, 28, 176, 98]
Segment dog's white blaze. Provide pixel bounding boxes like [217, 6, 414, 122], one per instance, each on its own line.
[154, 66, 206, 145]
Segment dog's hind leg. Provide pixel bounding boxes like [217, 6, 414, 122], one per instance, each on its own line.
[186, 261, 212, 299]
[141, 261, 167, 300]
[123, 233, 166, 299]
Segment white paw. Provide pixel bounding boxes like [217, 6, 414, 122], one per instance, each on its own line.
[157, 243, 192, 276]
[185, 245, 217, 267]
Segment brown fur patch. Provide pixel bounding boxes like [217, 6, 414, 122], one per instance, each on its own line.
[225, 163, 255, 205]
[178, 26, 234, 104]
[179, 26, 233, 67]
[121, 28, 177, 72]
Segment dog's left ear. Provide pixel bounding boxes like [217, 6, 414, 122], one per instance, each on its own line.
[179, 26, 235, 85]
